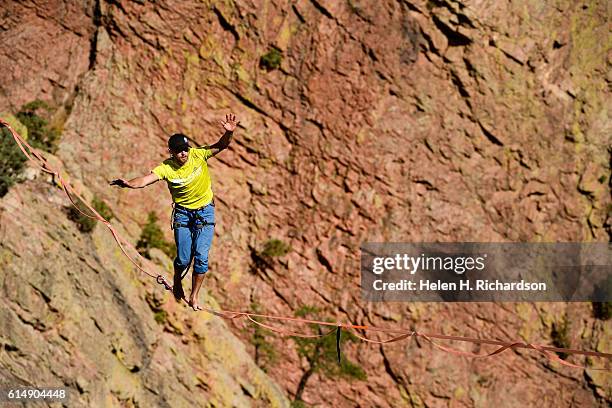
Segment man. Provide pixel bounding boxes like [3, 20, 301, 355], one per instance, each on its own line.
[111, 114, 239, 311]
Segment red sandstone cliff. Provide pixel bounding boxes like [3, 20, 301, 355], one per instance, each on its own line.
[1, 1, 610, 406]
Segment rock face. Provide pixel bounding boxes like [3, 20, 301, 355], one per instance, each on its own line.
[1, 0, 610, 407]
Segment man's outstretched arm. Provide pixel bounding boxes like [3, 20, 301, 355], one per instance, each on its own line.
[206, 113, 240, 157]
[110, 172, 160, 189]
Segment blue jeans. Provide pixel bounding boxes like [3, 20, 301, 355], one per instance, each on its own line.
[172, 202, 215, 275]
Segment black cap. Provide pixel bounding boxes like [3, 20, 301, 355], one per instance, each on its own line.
[168, 133, 190, 152]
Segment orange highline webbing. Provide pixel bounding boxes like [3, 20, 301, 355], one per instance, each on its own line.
[1, 119, 610, 371]
[3, 119, 159, 280]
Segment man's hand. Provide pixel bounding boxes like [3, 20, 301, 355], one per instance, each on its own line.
[208, 114, 239, 158]
[220, 113, 240, 132]
[110, 173, 159, 189]
[110, 178, 130, 188]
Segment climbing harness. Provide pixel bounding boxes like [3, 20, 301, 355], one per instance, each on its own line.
[171, 202, 216, 230]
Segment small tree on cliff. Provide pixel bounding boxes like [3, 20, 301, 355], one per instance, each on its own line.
[246, 299, 277, 371]
[136, 211, 175, 259]
[292, 306, 366, 405]
[0, 125, 27, 197]
[15, 100, 61, 154]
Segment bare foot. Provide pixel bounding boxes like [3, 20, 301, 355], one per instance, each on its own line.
[188, 298, 203, 311]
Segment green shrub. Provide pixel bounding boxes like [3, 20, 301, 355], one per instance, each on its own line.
[67, 198, 97, 233]
[92, 196, 114, 221]
[261, 238, 291, 258]
[592, 302, 612, 320]
[292, 305, 366, 403]
[551, 316, 570, 360]
[136, 212, 175, 259]
[250, 239, 292, 276]
[294, 325, 366, 380]
[0, 126, 27, 197]
[248, 301, 278, 370]
[67, 195, 114, 233]
[260, 48, 282, 71]
[15, 100, 61, 154]
[154, 310, 168, 324]
[145, 292, 167, 325]
[68, 205, 97, 233]
[295, 305, 321, 318]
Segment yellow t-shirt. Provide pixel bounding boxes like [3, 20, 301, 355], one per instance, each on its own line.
[152, 147, 214, 209]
